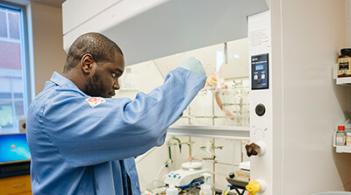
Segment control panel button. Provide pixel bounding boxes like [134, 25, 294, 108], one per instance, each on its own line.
[255, 104, 266, 116]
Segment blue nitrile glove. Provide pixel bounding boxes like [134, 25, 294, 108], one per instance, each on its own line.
[179, 57, 206, 75]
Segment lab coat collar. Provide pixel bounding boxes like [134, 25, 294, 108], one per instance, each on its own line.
[50, 72, 87, 96]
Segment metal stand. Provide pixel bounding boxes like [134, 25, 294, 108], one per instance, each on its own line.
[229, 183, 246, 195]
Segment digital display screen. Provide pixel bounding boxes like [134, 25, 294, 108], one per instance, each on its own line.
[251, 53, 269, 90]
[0, 134, 31, 164]
[256, 64, 264, 71]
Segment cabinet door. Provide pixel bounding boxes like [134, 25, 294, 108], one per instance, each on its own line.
[0, 175, 32, 195]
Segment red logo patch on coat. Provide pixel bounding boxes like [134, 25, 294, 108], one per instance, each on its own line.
[86, 97, 106, 108]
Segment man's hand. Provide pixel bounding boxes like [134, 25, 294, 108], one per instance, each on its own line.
[206, 74, 217, 88]
[206, 74, 228, 92]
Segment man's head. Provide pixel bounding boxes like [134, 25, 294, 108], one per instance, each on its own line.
[64, 32, 124, 98]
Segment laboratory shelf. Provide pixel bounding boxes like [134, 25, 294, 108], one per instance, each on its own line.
[336, 77, 351, 85]
[168, 125, 250, 139]
[335, 145, 351, 153]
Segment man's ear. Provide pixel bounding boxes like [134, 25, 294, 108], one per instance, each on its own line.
[80, 53, 96, 75]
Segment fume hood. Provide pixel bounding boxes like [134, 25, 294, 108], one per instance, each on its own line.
[63, 0, 268, 65]
[63, 0, 351, 194]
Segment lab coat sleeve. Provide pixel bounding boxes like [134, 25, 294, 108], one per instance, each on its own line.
[43, 68, 206, 167]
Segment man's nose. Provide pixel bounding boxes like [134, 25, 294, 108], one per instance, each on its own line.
[113, 81, 120, 90]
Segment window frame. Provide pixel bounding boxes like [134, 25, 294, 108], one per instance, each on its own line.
[0, 1, 33, 133]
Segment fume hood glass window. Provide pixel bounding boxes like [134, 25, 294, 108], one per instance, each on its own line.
[173, 78, 249, 127]
[136, 135, 250, 191]
[174, 79, 249, 127]
[115, 38, 250, 128]
[0, 3, 30, 134]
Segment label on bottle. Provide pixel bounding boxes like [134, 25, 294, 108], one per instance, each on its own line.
[346, 132, 351, 146]
[337, 57, 351, 77]
[336, 132, 346, 146]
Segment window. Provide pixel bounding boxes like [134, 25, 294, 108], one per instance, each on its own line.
[0, 3, 31, 134]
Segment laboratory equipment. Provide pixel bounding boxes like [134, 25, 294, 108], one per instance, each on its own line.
[62, 0, 268, 65]
[245, 141, 266, 157]
[167, 136, 182, 164]
[63, 0, 351, 194]
[199, 173, 212, 195]
[248, 11, 272, 195]
[164, 161, 208, 191]
[166, 184, 179, 195]
[246, 179, 267, 195]
[251, 54, 269, 90]
[215, 50, 225, 91]
[225, 161, 250, 195]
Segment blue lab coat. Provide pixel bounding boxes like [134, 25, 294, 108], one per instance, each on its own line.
[26, 68, 206, 195]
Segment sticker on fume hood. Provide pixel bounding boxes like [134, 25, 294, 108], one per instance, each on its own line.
[86, 97, 106, 108]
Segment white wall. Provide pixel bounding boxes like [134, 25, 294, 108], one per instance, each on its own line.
[30, 2, 66, 93]
[272, 0, 351, 194]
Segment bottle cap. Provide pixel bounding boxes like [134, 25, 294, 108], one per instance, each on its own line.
[338, 125, 345, 131]
[341, 48, 351, 56]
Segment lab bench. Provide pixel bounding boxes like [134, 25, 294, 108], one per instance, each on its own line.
[0, 161, 32, 195]
[0, 175, 32, 195]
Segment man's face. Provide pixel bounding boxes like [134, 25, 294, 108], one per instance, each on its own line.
[85, 52, 125, 98]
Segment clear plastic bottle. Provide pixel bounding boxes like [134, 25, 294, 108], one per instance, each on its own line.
[166, 185, 178, 195]
[200, 173, 213, 195]
[336, 125, 346, 146]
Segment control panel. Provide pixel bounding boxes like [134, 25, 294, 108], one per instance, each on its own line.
[248, 11, 272, 195]
[251, 54, 269, 90]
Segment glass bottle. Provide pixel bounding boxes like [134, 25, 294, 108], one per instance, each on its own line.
[337, 48, 351, 77]
[336, 125, 346, 146]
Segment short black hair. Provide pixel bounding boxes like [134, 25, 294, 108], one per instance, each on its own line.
[64, 32, 123, 72]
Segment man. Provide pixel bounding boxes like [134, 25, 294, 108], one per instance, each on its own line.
[26, 32, 208, 195]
